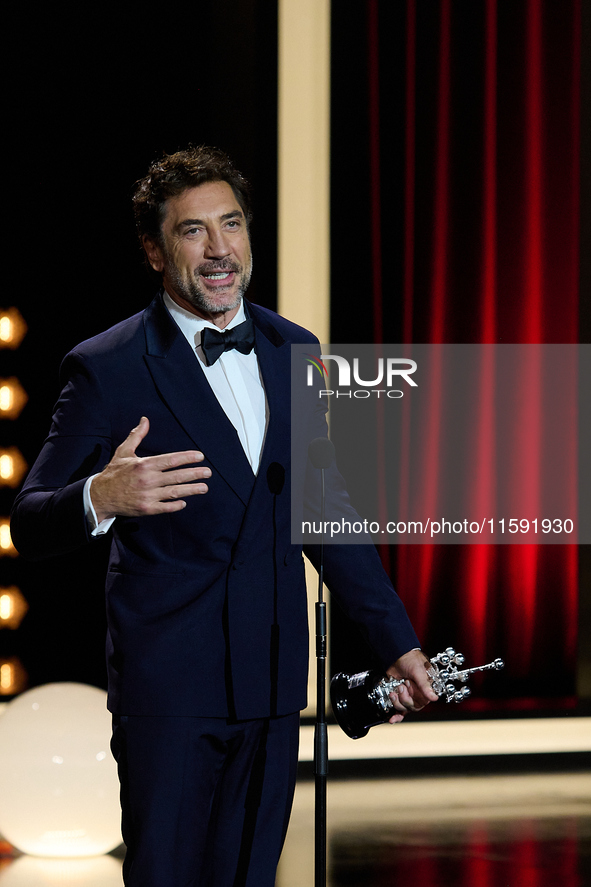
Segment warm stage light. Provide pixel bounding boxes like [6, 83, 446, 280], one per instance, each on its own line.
[0, 450, 27, 488]
[0, 664, 12, 691]
[0, 380, 27, 420]
[0, 588, 28, 630]
[0, 658, 27, 696]
[0, 309, 27, 350]
[0, 683, 122, 857]
[0, 521, 17, 557]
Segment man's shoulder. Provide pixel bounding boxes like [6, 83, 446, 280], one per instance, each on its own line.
[65, 293, 169, 364]
[248, 301, 319, 346]
[71, 311, 146, 358]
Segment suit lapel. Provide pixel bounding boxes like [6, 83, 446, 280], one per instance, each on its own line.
[250, 306, 291, 474]
[140, 295, 292, 513]
[142, 295, 255, 506]
[229, 303, 292, 553]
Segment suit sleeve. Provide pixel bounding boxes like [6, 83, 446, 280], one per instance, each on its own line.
[10, 350, 114, 560]
[304, 542, 420, 670]
[300, 377, 420, 669]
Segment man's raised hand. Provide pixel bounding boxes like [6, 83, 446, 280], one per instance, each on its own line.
[90, 417, 210, 523]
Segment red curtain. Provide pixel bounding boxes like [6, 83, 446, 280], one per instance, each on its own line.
[366, 0, 581, 698]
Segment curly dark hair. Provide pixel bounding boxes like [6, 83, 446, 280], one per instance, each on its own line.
[132, 146, 252, 244]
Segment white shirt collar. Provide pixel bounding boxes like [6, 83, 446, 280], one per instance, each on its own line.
[162, 290, 248, 359]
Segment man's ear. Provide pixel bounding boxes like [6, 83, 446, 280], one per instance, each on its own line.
[142, 235, 165, 273]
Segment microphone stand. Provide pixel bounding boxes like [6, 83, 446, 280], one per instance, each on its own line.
[307, 436, 334, 887]
[315, 463, 328, 887]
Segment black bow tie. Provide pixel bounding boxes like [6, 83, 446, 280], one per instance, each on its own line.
[200, 319, 256, 366]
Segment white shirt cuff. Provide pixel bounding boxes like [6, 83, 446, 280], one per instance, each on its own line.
[84, 475, 116, 536]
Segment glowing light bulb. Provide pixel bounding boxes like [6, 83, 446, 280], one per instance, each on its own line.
[0, 520, 17, 556]
[0, 386, 13, 411]
[0, 662, 13, 690]
[0, 308, 27, 349]
[0, 379, 27, 419]
[0, 587, 28, 629]
[0, 316, 12, 341]
[0, 448, 27, 487]
[0, 658, 26, 695]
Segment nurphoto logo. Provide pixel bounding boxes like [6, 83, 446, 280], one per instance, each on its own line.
[305, 353, 418, 399]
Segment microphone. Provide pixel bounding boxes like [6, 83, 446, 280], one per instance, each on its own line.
[308, 437, 335, 470]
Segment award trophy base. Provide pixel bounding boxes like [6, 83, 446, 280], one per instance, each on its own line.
[330, 648, 504, 739]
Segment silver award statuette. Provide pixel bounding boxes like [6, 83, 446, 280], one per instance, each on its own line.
[330, 648, 504, 739]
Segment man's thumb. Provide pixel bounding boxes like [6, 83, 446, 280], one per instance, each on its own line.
[119, 416, 150, 455]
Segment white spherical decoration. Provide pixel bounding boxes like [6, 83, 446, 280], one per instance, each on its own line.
[0, 854, 123, 885]
[0, 683, 122, 857]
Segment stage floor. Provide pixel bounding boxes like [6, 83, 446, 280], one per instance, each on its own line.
[0, 770, 589, 885]
[278, 770, 591, 887]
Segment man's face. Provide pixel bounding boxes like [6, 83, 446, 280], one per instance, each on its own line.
[144, 180, 252, 323]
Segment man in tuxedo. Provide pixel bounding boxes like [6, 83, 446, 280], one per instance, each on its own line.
[11, 146, 437, 887]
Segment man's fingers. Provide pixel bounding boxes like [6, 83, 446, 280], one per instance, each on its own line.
[399, 682, 425, 711]
[388, 650, 440, 710]
[142, 464, 211, 488]
[410, 665, 439, 704]
[139, 481, 210, 514]
[115, 465, 210, 513]
[388, 676, 436, 715]
[115, 416, 151, 458]
[143, 450, 207, 472]
[161, 481, 210, 500]
[402, 678, 435, 710]
[113, 478, 210, 517]
[145, 489, 209, 514]
[389, 683, 416, 714]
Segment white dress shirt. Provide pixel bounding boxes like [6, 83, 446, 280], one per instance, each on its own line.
[163, 292, 268, 472]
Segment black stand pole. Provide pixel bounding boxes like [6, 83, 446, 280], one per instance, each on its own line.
[308, 437, 335, 887]
[314, 470, 328, 887]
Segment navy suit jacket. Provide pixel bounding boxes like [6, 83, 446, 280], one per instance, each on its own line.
[11, 293, 419, 718]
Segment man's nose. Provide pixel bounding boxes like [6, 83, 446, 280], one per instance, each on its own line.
[204, 227, 231, 258]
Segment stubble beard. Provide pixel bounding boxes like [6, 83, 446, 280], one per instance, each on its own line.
[165, 253, 253, 317]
